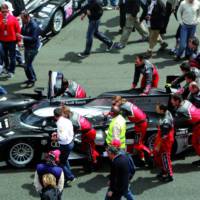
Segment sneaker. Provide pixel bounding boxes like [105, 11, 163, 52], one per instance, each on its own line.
[66, 177, 77, 185]
[106, 42, 114, 51]
[103, 6, 113, 10]
[114, 42, 125, 49]
[174, 56, 181, 62]
[26, 81, 35, 88]
[159, 42, 168, 51]
[21, 80, 30, 85]
[7, 72, 14, 79]
[192, 160, 200, 166]
[160, 175, 174, 182]
[77, 52, 89, 58]
[145, 50, 153, 58]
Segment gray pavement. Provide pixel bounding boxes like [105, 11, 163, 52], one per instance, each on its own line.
[0, 10, 200, 200]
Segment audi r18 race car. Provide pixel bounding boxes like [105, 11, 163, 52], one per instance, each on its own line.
[24, 0, 87, 36]
[0, 82, 191, 168]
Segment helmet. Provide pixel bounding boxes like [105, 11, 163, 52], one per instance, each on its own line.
[48, 149, 61, 163]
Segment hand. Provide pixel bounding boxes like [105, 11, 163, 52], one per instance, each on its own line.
[140, 93, 147, 96]
[51, 132, 58, 141]
[107, 191, 113, 197]
[80, 13, 85, 20]
[146, 15, 151, 20]
[131, 83, 136, 89]
[16, 33, 23, 38]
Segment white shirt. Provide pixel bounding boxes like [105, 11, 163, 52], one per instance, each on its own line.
[56, 116, 74, 145]
[177, 0, 200, 25]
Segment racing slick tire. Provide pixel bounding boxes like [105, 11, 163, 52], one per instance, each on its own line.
[7, 141, 35, 168]
[51, 9, 64, 35]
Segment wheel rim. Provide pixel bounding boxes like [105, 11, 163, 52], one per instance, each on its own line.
[9, 143, 34, 166]
[53, 10, 63, 32]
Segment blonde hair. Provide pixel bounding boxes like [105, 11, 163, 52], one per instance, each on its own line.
[42, 173, 57, 188]
[61, 105, 71, 118]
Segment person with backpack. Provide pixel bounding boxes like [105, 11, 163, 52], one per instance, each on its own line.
[77, 0, 113, 58]
[105, 144, 135, 200]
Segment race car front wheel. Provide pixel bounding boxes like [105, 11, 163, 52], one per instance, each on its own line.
[7, 142, 35, 168]
[51, 9, 64, 34]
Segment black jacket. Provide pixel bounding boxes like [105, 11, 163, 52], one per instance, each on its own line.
[125, 0, 141, 17]
[84, 0, 103, 21]
[146, 0, 166, 30]
[109, 154, 129, 195]
[41, 186, 61, 200]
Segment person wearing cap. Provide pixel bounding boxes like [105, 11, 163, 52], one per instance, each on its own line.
[60, 78, 87, 98]
[105, 145, 135, 200]
[61, 105, 99, 171]
[52, 107, 75, 186]
[187, 81, 200, 108]
[34, 150, 64, 194]
[113, 96, 151, 163]
[106, 105, 126, 150]
[186, 36, 199, 59]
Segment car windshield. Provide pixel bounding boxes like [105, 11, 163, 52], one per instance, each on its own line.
[86, 98, 112, 107]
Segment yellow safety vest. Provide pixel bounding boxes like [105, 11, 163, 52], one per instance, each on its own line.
[106, 114, 126, 149]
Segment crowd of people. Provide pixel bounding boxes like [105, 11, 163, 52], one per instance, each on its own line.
[1, 0, 200, 200]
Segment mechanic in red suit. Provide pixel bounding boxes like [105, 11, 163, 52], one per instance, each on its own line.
[153, 104, 174, 182]
[113, 96, 151, 163]
[132, 54, 159, 95]
[61, 106, 99, 169]
[171, 94, 200, 166]
[62, 79, 86, 98]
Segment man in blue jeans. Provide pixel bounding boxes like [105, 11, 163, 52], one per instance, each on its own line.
[78, 0, 113, 58]
[175, 0, 200, 61]
[52, 108, 75, 187]
[18, 11, 41, 87]
[103, 0, 118, 9]
[105, 145, 135, 200]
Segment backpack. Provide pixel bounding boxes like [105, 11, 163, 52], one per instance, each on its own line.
[126, 153, 136, 180]
[41, 187, 61, 200]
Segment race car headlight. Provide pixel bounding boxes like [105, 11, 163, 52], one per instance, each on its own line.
[0, 136, 5, 142]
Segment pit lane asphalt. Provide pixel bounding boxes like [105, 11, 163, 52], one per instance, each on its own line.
[0, 10, 200, 200]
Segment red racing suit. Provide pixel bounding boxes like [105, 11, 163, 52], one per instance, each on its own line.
[153, 110, 174, 176]
[70, 112, 99, 163]
[121, 101, 150, 159]
[132, 60, 159, 95]
[64, 80, 86, 98]
[174, 100, 200, 156]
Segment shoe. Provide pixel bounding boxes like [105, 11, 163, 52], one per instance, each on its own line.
[7, 72, 14, 79]
[66, 177, 77, 185]
[192, 160, 200, 166]
[114, 42, 125, 49]
[118, 29, 123, 34]
[21, 80, 30, 85]
[159, 42, 168, 51]
[160, 175, 174, 182]
[77, 52, 89, 58]
[103, 6, 113, 10]
[137, 36, 148, 42]
[145, 50, 153, 58]
[174, 56, 181, 62]
[106, 42, 114, 51]
[26, 81, 35, 88]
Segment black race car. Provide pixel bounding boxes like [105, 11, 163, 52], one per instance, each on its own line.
[0, 87, 191, 168]
[23, 0, 87, 36]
